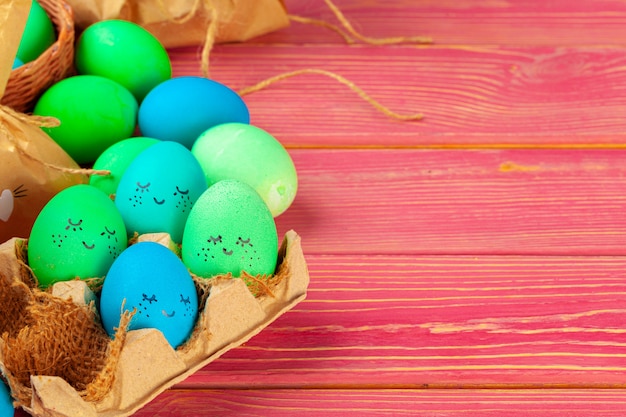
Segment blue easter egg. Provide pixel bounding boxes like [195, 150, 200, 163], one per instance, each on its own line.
[99, 241, 199, 349]
[12, 57, 23, 69]
[115, 141, 208, 242]
[137, 76, 250, 148]
[0, 381, 14, 416]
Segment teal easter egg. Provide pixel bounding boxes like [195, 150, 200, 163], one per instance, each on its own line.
[75, 20, 172, 101]
[0, 381, 13, 417]
[100, 241, 198, 349]
[192, 123, 298, 217]
[138, 76, 250, 148]
[182, 179, 278, 278]
[28, 184, 128, 288]
[33, 75, 138, 164]
[90, 137, 160, 196]
[16, 0, 55, 63]
[115, 141, 208, 242]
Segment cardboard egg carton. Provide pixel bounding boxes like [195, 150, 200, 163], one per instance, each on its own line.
[0, 230, 308, 417]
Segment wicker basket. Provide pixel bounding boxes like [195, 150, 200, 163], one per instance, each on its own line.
[2, 0, 75, 113]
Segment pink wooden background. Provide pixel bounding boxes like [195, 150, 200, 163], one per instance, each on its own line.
[17, 0, 626, 415]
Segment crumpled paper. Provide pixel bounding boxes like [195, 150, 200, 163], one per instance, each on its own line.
[66, 0, 290, 48]
[0, 0, 87, 242]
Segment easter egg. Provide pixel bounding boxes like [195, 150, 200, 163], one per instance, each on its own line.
[99, 241, 198, 349]
[182, 179, 278, 278]
[33, 75, 138, 164]
[12, 57, 24, 69]
[16, 0, 55, 63]
[75, 20, 172, 101]
[0, 381, 13, 417]
[90, 137, 159, 196]
[28, 184, 128, 288]
[138, 76, 250, 148]
[115, 141, 207, 242]
[192, 123, 298, 217]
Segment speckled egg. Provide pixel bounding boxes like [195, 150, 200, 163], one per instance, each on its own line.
[138, 76, 250, 148]
[90, 137, 159, 196]
[182, 179, 278, 278]
[115, 141, 208, 242]
[99, 241, 198, 349]
[192, 122, 298, 217]
[28, 184, 128, 288]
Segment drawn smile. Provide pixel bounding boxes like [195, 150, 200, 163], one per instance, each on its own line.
[153, 197, 165, 205]
[82, 241, 95, 250]
[222, 248, 233, 256]
[162, 310, 176, 318]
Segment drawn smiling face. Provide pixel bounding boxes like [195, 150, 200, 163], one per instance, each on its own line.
[194, 234, 264, 273]
[27, 185, 128, 288]
[100, 242, 199, 349]
[115, 141, 207, 242]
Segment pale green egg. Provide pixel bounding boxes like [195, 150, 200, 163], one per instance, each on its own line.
[191, 123, 297, 217]
[181, 179, 278, 278]
[89, 137, 159, 196]
[28, 184, 128, 288]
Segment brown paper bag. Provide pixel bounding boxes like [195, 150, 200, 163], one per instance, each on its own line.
[0, 230, 309, 416]
[66, 0, 290, 48]
[0, 0, 87, 242]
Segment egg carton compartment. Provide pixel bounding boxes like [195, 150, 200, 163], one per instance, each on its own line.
[0, 230, 308, 417]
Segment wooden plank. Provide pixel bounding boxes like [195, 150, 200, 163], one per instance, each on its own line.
[274, 148, 626, 256]
[126, 389, 626, 417]
[259, 0, 626, 47]
[170, 44, 626, 146]
[176, 254, 626, 389]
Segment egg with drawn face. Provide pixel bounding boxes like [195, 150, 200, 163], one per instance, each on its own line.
[115, 141, 208, 242]
[182, 179, 278, 278]
[28, 184, 128, 288]
[99, 241, 198, 349]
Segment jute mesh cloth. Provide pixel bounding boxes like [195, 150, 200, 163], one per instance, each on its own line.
[0, 240, 128, 408]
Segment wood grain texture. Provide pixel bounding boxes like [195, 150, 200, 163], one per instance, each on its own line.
[274, 148, 626, 256]
[129, 389, 626, 417]
[169, 44, 626, 146]
[177, 254, 626, 390]
[259, 0, 626, 47]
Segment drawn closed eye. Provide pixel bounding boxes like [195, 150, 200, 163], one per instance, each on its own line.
[66, 218, 84, 231]
[142, 293, 158, 304]
[137, 182, 151, 189]
[236, 237, 253, 247]
[208, 235, 222, 245]
[174, 186, 189, 195]
[101, 226, 116, 236]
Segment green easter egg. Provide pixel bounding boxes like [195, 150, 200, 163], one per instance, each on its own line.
[33, 75, 138, 164]
[182, 179, 278, 278]
[28, 184, 128, 288]
[75, 20, 172, 101]
[90, 137, 160, 196]
[16, 0, 56, 63]
[191, 123, 298, 217]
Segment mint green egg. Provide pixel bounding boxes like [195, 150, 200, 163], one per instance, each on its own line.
[33, 75, 138, 164]
[75, 19, 172, 101]
[28, 184, 128, 288]
[16, 0, 56, 63]
[90, 137, 159, 196]
[191, 123, 298, 217]
[182, 179, 278, 278]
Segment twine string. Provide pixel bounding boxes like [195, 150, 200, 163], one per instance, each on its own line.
[0, 104, 111, 177]
[237, 68, 423, 121]
[306, 0, 433, 45]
